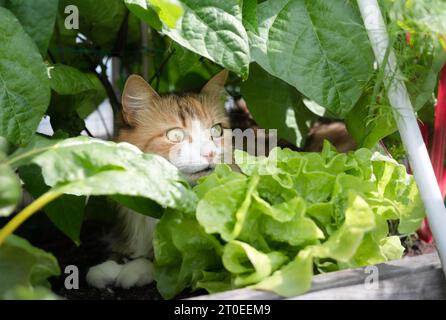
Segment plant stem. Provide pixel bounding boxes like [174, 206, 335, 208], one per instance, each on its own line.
[0, 191, 62, 246]
[149, 48, 176, 84]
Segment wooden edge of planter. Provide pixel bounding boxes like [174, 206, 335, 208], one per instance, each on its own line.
[189, 252, 446, 300]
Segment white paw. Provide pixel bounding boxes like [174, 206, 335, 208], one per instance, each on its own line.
[86, 260, 123, 289]
[115, 258, 155, 289]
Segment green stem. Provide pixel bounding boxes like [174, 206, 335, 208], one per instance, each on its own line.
[0, 190, 62, 245]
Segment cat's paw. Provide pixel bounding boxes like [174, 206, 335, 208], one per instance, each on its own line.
[115, 258, 154, 289]
[86, 260, 123, 289]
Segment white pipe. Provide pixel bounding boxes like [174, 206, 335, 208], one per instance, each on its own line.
[357, 0, 446, 275]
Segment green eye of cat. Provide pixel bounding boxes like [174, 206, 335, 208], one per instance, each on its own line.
[166, 128, 185, 143]
[210, 124, 223, 138]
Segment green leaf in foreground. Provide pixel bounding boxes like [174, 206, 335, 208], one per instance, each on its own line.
[10, 135, 197, 216]
[0, 234, 60, 298]
[0, 7, 51, 146]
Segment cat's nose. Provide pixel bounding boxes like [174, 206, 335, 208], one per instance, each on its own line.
[202, 150, 216, 162]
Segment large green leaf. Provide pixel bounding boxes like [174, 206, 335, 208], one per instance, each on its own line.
[3, 0, 58, 55]
[250, 0, 374, 117]
[0, 7, 51, 146]
[0, 234, 60, 298]
[9, 136, 197, 216]
[161, 0, 250, 77]
[240, 63, 316, 148]
[0, 163, 21, 217]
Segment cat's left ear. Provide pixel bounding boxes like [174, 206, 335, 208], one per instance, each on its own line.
[201, 70, 229, 96]
[122, 75, 160, 126]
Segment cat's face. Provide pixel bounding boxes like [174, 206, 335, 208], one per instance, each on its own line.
[118, 70, 231, 182]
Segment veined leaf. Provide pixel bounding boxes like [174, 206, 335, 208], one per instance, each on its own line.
[250, 0, 374, 117]
[161, 0, 250, 77]
[0, 7, 51, 146]
[3, 0, 58, 55]
[10, 136, 197, 216]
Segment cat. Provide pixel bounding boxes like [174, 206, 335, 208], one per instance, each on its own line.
[86, 70, 231, 289]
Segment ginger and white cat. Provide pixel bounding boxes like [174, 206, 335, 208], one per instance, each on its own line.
[86, 70, 231, 289]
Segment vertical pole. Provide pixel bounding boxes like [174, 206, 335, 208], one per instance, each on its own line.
[357, 0, 446, 275]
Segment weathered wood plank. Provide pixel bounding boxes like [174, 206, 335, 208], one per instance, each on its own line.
[190, 252, 446, 300]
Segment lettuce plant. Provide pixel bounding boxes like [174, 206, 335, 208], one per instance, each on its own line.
[154, 142, 425, 299]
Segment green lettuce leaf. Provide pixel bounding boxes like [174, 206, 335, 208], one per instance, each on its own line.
[154, 142, 425, 299]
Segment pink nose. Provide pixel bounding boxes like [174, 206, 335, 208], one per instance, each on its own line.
[203, 151, 216, 161]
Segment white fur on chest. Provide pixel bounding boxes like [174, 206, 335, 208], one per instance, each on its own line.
[111, 206, 158, 258]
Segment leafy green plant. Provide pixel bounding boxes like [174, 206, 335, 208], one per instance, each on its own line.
[0, 0, 443, 299]
[154, 142, 424, 299]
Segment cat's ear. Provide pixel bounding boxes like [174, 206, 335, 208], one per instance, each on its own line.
[201, 70, 228, 96]
[122, 75, 159, 126]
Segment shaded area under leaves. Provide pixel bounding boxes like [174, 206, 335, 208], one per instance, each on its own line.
[7, 212, 205, 300]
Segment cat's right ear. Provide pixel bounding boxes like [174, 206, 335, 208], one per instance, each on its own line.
[122, 75, 159, 126]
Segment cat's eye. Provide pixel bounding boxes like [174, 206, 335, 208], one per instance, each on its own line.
[166, 128, 185, 143]
[210, 124, 223, 138]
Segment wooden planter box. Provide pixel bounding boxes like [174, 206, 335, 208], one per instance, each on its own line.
[191, 252, 446, 300]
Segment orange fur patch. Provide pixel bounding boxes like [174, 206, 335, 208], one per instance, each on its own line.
[117, 92, 230, 160]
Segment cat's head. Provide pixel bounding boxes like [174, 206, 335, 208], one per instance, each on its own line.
[118, 70, 231, 183]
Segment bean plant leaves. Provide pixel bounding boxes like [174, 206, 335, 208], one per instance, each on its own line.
[0, 234, 60, 298]
[48, 64, 98, 95]
[241, 0, 257, 32]
[240, 63, 316, 148]
[149, 0, 183, 28]
[3, 0, 58, 55]
[0, 7, 51, 146]
[249, 0, 375, 117]
[160, 0, 250, 77]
